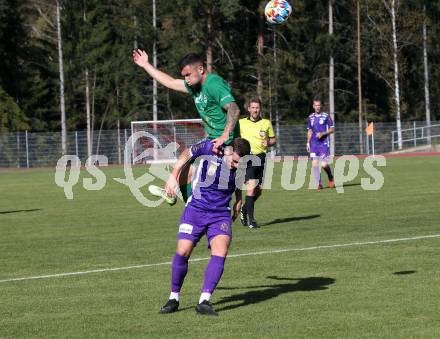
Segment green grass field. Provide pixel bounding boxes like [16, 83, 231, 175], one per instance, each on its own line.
[1, 156, 440, 338]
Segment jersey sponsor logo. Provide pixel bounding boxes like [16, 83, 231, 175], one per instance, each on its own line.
[179, 223, 193, 234]
[310, 153, 316, 157]
[191, 141, 205, 156]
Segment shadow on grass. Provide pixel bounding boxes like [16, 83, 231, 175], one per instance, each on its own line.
[0, 209, 42, 215]
[318, 182, 361, 190]
[393, 270, 416, 275]
[261, 214, 320, 227]
[338, 182, 361, 188]
[215, 275, 335, 312]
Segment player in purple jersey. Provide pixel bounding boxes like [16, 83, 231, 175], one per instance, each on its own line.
[306, 99, 335, 190]
[159, 138, 251, 316]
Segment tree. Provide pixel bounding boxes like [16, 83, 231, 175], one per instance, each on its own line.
[365, 0, 422, 149]
[0, 86, 29, 132]
[422, 4, 431, 144]
[329, 0, 335, 155]
[356, 0, 364, 153]
[1, 0, 439, 139]
[56, 0, 67, 154]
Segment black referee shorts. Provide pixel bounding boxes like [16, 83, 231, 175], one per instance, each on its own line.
[245, 153, 266, 185]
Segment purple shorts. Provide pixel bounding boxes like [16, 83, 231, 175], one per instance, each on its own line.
[178, 206, 232, 247]
[310, 144, 330, 162]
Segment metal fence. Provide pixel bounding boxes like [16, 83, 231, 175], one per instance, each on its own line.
[277, 120, 440, 157]
[391, 123, 440, 151]
[1, 121, 439, 168]
[0, 129, 131, 168]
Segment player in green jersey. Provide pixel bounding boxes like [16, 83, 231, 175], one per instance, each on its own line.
[133, 50, 240, 203]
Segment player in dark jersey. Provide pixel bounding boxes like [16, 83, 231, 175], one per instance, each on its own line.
[159, 138, 251, 316]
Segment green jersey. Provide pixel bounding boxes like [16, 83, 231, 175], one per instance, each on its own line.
[184, 73, 240, 144]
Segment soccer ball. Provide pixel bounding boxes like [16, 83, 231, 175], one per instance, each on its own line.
[265, 0, 292, 25]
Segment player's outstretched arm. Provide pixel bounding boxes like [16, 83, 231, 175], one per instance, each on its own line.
[212, 102, 240, 151]
[132, 49, 188, 93]
[164, 148, 193, 197]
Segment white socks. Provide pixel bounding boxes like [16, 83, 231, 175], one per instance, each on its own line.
[199, 292, 212, 304]
[169, 292, 179, 301]
[169, 291, 211, 303]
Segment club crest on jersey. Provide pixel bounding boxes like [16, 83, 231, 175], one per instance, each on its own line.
[194, 92, 208, 105]
[207, 161, 219, 176]
[319, 118, 325, 124]
[220, 223, 229, 232]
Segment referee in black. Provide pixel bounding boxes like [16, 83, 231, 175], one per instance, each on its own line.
[239, 97, 276, 228]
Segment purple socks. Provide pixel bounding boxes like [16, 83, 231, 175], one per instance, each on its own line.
[171, 254, 226, 296]
[202, 255, 226, 293]
[171, 253, 189, 292]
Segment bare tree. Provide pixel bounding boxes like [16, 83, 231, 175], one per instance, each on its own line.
[357, 0, 364, 154]
[56, 0, 66, 154]
[273, 30, 280, 154]
[329, 0, 335, 156]
[366, 0, 420, 150]
[85, 69, 92, 161]
[389, 0, 402, 149]
[206, 5, 214, 73]
[423, 5, 431, 145]
[256, 2, 265, 100]
[27, 0, 67, 153]
[83, 8, 92, 162]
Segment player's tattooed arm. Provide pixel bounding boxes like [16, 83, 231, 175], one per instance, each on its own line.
[232, 188, 243, 221]
[224, 102, 240, 135]
[212, 102, 240, 152]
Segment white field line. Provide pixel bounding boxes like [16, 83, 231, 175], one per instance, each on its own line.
[1, 234, 439, 284]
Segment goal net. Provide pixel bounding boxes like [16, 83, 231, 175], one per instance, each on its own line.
[130, 119, 205, 164]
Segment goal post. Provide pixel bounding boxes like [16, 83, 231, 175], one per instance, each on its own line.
[130, 119, 205, 164]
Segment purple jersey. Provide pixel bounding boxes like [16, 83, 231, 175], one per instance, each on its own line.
[186, 139, 237, 213]
[307, 112, 334, 148]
